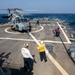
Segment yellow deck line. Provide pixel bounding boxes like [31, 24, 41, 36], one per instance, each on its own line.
[29, 32, 69, 75]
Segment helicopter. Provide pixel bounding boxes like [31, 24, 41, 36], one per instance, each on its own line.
[2, 8, 31, 31]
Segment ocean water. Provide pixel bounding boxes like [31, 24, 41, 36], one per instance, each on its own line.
[0, 13, 75, 32]
[0, 14, 9, 24]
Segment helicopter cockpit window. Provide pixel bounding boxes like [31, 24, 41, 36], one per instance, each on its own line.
[21, 19, 24, 22]
[20, 19, 28, 22]
[15, 18, 28, 23]
[18, 19, 20, 23]
[16, 18, 21, 23]
[24, 19, 28, 22]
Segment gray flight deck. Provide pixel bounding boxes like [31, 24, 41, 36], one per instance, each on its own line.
[0, 20, 75, 75]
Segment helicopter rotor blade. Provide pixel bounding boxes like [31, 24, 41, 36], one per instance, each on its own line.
[2, 16, 10, 18]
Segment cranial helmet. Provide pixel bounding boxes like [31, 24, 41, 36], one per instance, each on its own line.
[40, 40, 44, 44]
[23, 43, 29, 48]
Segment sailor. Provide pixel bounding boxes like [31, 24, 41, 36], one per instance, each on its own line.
[54, 27, 60, 37]
[36, 19, 40, 25]
[37, 40, 47, 62]
[21, 44, 34, 72]
[29, 22, 32, 32]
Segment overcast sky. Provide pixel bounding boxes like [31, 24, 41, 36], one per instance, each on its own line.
[0, 0, 75, 13]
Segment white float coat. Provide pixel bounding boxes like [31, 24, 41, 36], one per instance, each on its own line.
[21, 47, 33, 59]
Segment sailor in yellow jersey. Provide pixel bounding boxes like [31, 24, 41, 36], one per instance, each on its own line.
[37, 40, 47, 62]
[29, 22, 32, 32]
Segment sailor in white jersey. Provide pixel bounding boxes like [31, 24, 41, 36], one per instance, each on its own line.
[21, 44, 34, 72]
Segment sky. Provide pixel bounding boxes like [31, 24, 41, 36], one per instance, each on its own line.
[0, 0, 75, 13]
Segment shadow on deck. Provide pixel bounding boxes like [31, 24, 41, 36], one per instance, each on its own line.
[0, 52, 34, 75]
[59, 36, 75, 64]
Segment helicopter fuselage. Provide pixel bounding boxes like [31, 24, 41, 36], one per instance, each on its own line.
[10, 11, 29, 31]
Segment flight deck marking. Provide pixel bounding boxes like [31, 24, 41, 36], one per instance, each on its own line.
[28, 31, 69, 75]
[4, 23, 71, 44]
[0, 37, 71, 44]
[5, 25, 43, 34]
[31, 25, 43, 33]
[0, 37, 34, 42]
[57, 22, 71, 44]
[1, 23, 71, 74]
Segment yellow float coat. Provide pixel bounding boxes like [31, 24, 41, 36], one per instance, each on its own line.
[37, 44, 46, 52]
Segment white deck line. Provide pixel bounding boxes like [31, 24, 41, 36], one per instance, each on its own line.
[44, 40, 71, 44]
[0, 37, 34, 42]
[28, 32, 69, 75]
[5, 25, 43, 34]
[31, 25, 44, 33]
[0, 37, 71, 44]
[57, 22, 71, 44]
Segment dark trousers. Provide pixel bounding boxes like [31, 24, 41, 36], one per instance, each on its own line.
[36, 21, 39, 25]
[29, 26, 32, 32]
[56, 32, 60, 37]
[39, 51, 47, 62]
[24, 58, 33, 71]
